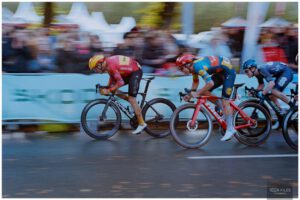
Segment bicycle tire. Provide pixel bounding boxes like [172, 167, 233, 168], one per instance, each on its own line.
[169, 103, 213, 149]
[238, 99, 282, 129]
[142, 98, 176, 138]
[233, 102, 272, 146]
[81, 99, 121, 140]
[282, 106, 298, 150]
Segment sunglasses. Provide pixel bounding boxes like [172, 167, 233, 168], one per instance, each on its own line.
[93, 63, 104, 72]
[244, 69, 250, 73]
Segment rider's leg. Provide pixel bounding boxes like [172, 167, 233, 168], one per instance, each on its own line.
[128, 96, 145, 125]
[270, 90, 290, 105]
[128, 69, 147, 134]
[220, 70, 237, 141]
[272, 69, 293, 107]
[206, 74, 223, 109]
[115, 91, 129, 101]
[222, 99, 234, 131]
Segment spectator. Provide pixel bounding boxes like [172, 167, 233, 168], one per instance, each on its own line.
[256, 29, 288, 64]
[197, 31, 232, 59]
[25, 30, 40, 72]
[139, 31, 169, 73]
[89, 34, 104, 55]
[113, 31, 139, 58]
[285, 26, 298, 70]
[3, 29, 31, 73]
[56, 35, 78, 73]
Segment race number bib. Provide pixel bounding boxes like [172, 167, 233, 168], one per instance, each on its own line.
[221, 58, 232, 69]
[119, 56, 130, 65]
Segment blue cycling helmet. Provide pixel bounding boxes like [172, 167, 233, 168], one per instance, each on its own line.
[242, 59, 257, 70]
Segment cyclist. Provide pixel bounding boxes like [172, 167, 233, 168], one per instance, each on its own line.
[242, 59, 294, 114]
[176, 54, 237, 141]
[88, 54, 147, 134]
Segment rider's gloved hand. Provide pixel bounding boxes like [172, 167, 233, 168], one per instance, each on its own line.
[100, 88, 110, 95]
[183, 94, 192, 102]
[256, 91, 264, 99]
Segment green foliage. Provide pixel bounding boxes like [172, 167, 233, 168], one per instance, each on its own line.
[136, 3, 165, 28]
[2, 2, 298, 32]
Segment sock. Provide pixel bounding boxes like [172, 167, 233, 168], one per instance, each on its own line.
[215, 99, 223, 110]
[225, 114, 234, 131]
[137, 116, 145, 126]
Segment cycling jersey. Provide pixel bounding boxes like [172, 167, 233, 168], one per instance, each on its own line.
[257, 62, 293, 91]
[192, 56, 236, 99]
[105, 55, 142, 92]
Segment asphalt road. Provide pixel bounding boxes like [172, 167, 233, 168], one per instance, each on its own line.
[3, 129, 298, 198]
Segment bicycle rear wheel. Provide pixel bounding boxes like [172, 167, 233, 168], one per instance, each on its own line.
[142, 98, 176, 138]
[81, 99, 121, 140]
[233, 102, 272, 146]
[169, 104, 212, 149]
[282, 107, 298, 150]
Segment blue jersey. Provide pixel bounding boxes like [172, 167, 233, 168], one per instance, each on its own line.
[192, 56, 234, 83]
[257, 62, 290, 83]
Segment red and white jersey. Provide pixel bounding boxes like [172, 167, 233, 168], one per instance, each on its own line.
[105, 55, 141, 89]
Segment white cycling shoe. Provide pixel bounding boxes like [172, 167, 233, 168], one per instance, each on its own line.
[221, 129, 236, 141]
[132, 123, 147, 134]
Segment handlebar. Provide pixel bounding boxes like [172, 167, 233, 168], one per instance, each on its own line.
[244, 86, 264, 98]
[95, 84, 108, 94]
[179, 88, 194, 103]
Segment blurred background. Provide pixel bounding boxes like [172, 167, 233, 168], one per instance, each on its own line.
[2, 2, 298, 75]
[2, 2, 298, 132]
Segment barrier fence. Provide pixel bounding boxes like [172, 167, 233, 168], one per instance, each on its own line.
[3, 73, 297, 124]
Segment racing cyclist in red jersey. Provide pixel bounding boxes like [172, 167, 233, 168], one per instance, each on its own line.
[88, 54, 147, 134]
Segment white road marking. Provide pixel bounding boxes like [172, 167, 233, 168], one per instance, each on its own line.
[187, 154, 298, 160]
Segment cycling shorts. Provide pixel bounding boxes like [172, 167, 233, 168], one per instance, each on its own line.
[209, 69, 236, 99]
[123, 69, 143, 97]
[274, 68, 293, 92]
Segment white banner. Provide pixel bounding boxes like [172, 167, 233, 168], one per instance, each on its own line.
[3, 73, 297, 122]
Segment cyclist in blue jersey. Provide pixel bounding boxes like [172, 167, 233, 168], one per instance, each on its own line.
[242, 59, 294, 113]
[176, 54, 237, 141]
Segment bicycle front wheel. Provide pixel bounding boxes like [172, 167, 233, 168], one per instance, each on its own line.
[233, 102, 272, 146]
[81, 99, 121, 140]
[169, 104, 212, 149]
[282, 107, 298, 150]
[142, 98, 176, 138]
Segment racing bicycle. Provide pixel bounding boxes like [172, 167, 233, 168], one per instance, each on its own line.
[169, 83, 272, 149]
[242, 84, 298, 150]
[81, 77, 176, 140]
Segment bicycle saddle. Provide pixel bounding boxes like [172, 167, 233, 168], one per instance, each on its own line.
[234, 83, 245, 88]
[142, 77, 155, 81]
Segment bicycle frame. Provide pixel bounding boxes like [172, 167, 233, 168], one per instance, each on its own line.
[101, 77, 154, 120]
[190, 96, 256, 130]
[246, 83, 298, 122]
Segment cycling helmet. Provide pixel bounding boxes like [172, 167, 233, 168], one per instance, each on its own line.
[242, 59, 257, 70]
[89, 54, 105, 70]
[176, 54, 196, 68]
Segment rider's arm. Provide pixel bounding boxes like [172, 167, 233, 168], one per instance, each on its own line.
[263, 81, 275, 95]
[107, 77, 116, 88]
[107, 69, 125, 92]
[197, 80, 214, 96]
[191, 74, 199, 91]
[259, 67, 275, 95]
[197, 70, 214, 95]
[257, 83, 264, 91]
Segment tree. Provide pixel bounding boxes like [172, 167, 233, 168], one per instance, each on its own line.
[43, 2, 53, 27]
[137, 2, 179, 29]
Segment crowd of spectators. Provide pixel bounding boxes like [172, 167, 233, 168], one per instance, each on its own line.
[255, 26, 298, 71]
[2, 23, 298, 74]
